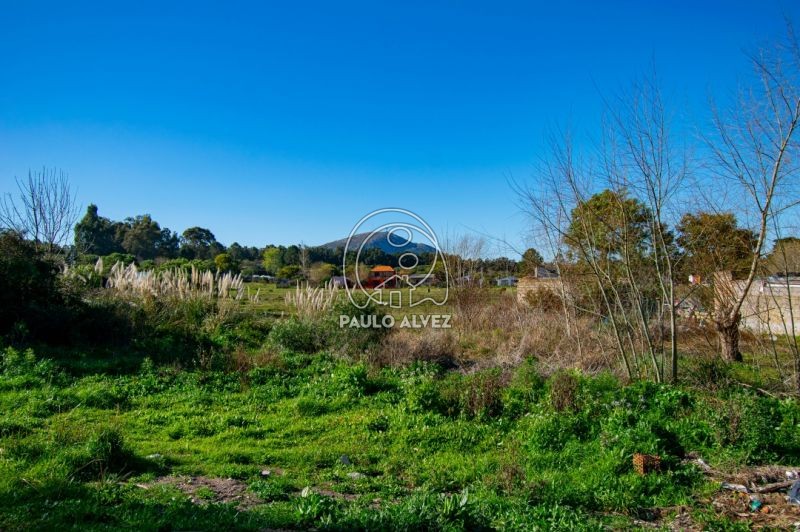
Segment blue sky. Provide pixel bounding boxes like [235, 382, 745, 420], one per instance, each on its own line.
[1, 1, 797, 257]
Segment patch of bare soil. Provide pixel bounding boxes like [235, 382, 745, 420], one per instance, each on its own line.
[687, 459, 800, 529]
[625, 461, 800, 530]
[706, 490, 800, 529]
[138, 475, 263, 510]
[621, 506, 694, 530]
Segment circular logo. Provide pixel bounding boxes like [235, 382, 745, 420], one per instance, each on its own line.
[342, 208, 449, 309]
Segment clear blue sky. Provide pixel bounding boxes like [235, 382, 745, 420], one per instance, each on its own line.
[1, 1, 797, 257]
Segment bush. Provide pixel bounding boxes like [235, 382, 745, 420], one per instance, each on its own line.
[268, 317, 320, 353]
[320, 297, 389, 356]
[71, 427, 135, 480]
[523, 287, 563, 311]
[0, 231, 71, 342]
[503, 357, 546, 418]
[549, 371, 581, 413]
[438, 369, 506, 419]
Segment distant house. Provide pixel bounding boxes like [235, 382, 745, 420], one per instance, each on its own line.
[365, 265, 397, 288]
[330, 276, 351, 288]
[496, 276, 518, 287]
[531, 265, 558, 279]
[406, 273, 437, 287]
[516, 265, 561, 304]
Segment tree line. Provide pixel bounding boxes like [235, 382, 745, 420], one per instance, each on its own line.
[70, 203, 539, 282]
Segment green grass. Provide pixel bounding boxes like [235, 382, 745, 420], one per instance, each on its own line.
[243, 283, 514, 319]
[1, 347, 798, 530]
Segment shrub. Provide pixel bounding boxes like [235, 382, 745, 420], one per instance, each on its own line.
[441, 369, 506, 419]
[549, 371, 581, 413]
[523, 287, 563, 311]
[0, 231, 72, 342]
[71, 427, 135, 480]
[503, 357, 546, 418]
[268, 317, 320, 353]
[320, 297, 389, 356]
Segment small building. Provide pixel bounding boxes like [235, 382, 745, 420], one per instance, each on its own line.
[531, 265, 558, 279]
[365, 265, 397, 288]
[716, 271, 800, 334]
[516, 265, 562, 305]
[407, 273, 437, 287]
[496, 276, 518, 287]
[329, 276, 351, 288]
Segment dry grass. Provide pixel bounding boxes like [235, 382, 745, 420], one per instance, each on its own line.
[105, 261, 245, 300]
[378, 287, 618, 375]
[284, 281, 339, 319]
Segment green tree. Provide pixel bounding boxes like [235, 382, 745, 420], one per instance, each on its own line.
[119, 215, 164, 261]
[262, 246, 283, 274]
[214, 252, 238, 273]
[277, 265, 302, 280]
[157, 228, 180, 258]
[565, 189, 651, 267]
[309, 262, 337, 285]
[676, 212, 756, 279]
[767, 237, 800, 275]
[180, 227, 223, 260]
[519, 248, 544, 275]
[74, 204, 121, 255]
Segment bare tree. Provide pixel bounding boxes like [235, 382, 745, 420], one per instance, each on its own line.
[443, 233, 486, 287]
[298, 241, 310, 280]
[0, 167, 79, 253]
[518, 72, 689, 384]
[705, 27, 800, 362]
[519, 132, 642, 380]
[606, 73, 690, 383]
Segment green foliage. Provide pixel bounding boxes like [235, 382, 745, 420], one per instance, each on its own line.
[213, 252, 238, 273]
[181, 226, 223, 260]
[565, 189, 652, 264]
[676, 211, 757, 277]
[268, 317, 320, 353]
[519, 247, 544, 275]
[0, 231, 87, 343]
[76, 427, 135, 480]
[120, 215, 179, 261]
[549, 370, 581, 412]
[323, 296, 389, 356]
[74, 204, 121, 256]
[768, 236, 800, 274]
[262, 246, 283, 275]
[0, 344, 798, 530]
[437, 369, 506, 419]
[276, 264, 302, 279]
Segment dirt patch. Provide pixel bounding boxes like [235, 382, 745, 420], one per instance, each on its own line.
[685, 459, 800, 529]
[728, 465, 790, 486]
[627, 506, 697, 530]
[707, 490, 800, 529]
[138, 475, 263, 510]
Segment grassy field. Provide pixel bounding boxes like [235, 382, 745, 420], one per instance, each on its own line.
[244, 283, 504, 318]
[1, 346, 799, 530]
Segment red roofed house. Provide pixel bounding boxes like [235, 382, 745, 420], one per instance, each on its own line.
[364, 265, 398, 289]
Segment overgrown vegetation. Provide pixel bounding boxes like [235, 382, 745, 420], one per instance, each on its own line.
[3, 19, 800, 532]
[2, 345, 798, 530]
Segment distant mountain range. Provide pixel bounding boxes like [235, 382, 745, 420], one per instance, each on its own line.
[319, 231, 436, 255]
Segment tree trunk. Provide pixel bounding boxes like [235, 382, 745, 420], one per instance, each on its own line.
[715, 314, 742, 363]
